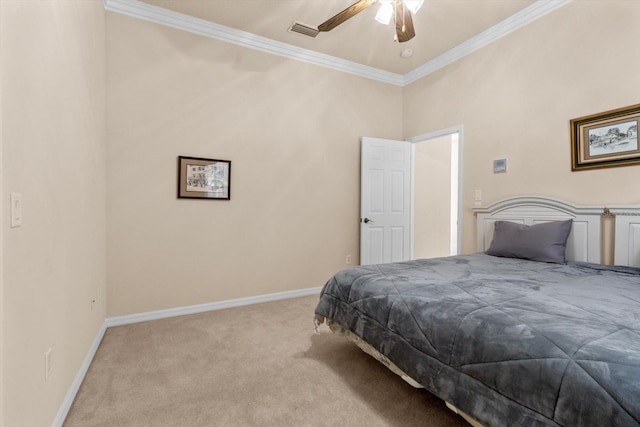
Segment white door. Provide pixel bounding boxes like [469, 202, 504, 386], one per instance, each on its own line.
[360, 137, 411, 265]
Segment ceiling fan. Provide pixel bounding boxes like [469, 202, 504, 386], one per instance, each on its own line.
[317, 0, 424, 43]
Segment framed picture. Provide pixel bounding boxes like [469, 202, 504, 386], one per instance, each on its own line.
[178, 156, 231, 200]
[570, 103, 640, 171]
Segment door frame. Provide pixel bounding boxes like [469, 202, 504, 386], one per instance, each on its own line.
[0, 4, 4, 418]
[407, 125, 464, 259]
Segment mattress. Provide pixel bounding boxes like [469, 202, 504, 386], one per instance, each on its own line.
[314, 253, 640, 426]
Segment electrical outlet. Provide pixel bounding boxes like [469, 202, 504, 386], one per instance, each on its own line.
[346, 254, 352, 264]
[45, 347, 53, 381]
[10, 192, 22, 228]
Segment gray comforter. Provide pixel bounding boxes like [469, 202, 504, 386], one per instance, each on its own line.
[314, 254, 640, 426]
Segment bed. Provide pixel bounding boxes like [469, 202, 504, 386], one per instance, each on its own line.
[314, 196, 640, 426]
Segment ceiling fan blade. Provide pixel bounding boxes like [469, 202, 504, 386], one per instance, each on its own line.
[395, 1, 416, 42]
[317, 0, 376, 32]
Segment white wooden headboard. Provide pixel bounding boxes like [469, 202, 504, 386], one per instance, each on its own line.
[613, 213, 640, 267]
[473, 196, 640, 267]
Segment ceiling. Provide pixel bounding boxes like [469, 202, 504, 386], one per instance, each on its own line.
[138, 0, 537, 75]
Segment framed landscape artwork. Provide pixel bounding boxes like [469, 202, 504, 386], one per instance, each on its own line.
[178, 156, 231, 200]
[570, 103, 640, 171]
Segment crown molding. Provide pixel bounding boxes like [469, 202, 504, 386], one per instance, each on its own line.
[403, 0, 571, 85]
[103, 0, 404, 86]
[103, 0, 570, 87]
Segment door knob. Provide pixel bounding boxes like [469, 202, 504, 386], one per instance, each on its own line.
[362, 218, 374, 224]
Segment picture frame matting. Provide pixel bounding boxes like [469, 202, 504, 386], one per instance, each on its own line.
[177, 156, 231, 200]
[570, 103, 640, 171]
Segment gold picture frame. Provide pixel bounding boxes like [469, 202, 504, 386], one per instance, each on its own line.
[570, 103, 640, 171]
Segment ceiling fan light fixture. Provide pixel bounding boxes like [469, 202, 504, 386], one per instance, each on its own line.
[404, 0, 424, 14]
[315, 0, 416, 43]
[375, 2, 393, 25]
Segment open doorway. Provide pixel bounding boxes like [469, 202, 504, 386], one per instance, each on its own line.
[410, 126, 463, 259]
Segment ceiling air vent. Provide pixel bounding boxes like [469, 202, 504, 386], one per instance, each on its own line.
[288, 21, 319, 39]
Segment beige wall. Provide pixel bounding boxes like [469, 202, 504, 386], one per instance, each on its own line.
[403, 1, 640, 254]
[1, 1, 107, 425]
[3, 0, 638, 422]
[414, 136, 452, 259]
[106, 14, 403, 316]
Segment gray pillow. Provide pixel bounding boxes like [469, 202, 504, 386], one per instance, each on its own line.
[486, 219, 573, 264]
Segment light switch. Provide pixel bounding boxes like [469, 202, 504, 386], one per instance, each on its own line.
[10, 193, 22, 228]
[474, 190, 482, 207]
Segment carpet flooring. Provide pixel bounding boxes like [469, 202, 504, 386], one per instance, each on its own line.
[64, 295, 468, 426]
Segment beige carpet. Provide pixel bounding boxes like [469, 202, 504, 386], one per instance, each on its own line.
[64, 295, 468, 426]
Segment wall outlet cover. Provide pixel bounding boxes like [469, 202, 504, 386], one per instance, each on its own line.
[10, 192, 22, 227]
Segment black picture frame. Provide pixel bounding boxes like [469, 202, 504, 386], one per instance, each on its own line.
[177, 156, 231, 200]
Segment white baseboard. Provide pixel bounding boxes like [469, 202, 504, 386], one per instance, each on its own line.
[105, 286, 323, 327]
[52, 322, 108, 427]
[53, 286, 322, 426]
